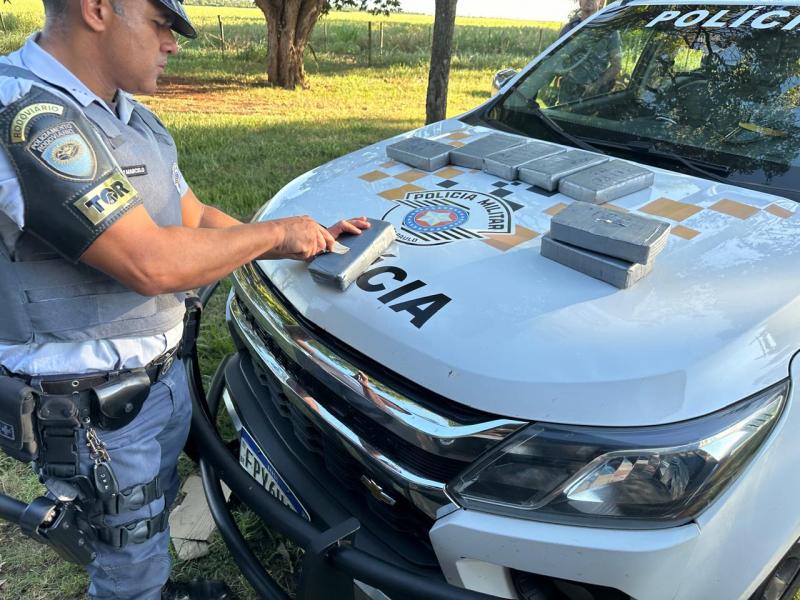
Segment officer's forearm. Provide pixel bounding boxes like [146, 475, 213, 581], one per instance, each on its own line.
[82, 213, 288, 296]
[129, 221, 286, 294]
[197, 204, 243, 229]
[193, 205, 289, 260]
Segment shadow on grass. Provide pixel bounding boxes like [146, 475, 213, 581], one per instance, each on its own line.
[167, 46, 534, 83]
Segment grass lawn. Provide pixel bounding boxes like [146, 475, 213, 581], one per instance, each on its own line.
[0, 1, 551, 598]
[1, 2, 795, 599]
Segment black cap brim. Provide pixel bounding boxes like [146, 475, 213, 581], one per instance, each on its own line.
[160, 0, 197, 39]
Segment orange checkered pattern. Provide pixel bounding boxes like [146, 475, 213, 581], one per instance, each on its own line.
[359, 131, 798, 253]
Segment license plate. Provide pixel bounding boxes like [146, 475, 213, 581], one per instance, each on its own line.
[239, 428, 311, 521]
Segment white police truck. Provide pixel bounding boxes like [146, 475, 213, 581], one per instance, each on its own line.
[192, 2, 800, 599]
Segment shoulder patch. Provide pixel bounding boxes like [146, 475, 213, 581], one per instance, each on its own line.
[10, 102, 64, 143]
[1, 86, 142, 261]
[27, 121, 97, 181]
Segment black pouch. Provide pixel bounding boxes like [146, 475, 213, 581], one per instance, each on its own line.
[0, 375, 39, 462]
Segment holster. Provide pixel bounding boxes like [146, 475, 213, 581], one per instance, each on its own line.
[0, 368, 147, 482]
[89, 369, 151, 430]
[0, 375, 39, 462]
[34, 370, 151, 478]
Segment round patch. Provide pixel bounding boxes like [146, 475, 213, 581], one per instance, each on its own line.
[403, 205, 468, 233]
[28, 122, 97, 181]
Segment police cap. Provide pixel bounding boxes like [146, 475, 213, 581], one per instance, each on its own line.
[160, 0, 197, 39]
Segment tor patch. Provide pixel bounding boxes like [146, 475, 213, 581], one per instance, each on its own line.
[74, 172, 138, 226]
[27, 121, 97, 181]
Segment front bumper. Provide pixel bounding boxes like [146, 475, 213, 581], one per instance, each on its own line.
[194, 273, 800, 600]
[190, 346, 509, 600]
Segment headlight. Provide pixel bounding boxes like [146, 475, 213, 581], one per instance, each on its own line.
[448, 381, 788, 529]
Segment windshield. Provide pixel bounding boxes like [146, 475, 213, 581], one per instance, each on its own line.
[487, 4, 800, 201]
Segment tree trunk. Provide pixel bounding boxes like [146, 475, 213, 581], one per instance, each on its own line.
[254, 0, 325, 89]
[425, 0, 458, 124]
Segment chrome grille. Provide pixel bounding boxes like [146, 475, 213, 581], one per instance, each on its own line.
[229, 262, 526, 518]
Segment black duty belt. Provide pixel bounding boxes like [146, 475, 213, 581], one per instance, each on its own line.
[33, 345, 178, 396]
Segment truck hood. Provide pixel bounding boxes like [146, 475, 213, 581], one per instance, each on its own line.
[254, 120, 800, 426]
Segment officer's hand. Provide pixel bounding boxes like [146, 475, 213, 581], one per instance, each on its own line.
[328, 217, 371, 239]
[266, 216, 335, 261]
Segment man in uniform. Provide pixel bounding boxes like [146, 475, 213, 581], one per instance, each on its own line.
[0, 0, 369, 597]
[557, 0, 622, 103]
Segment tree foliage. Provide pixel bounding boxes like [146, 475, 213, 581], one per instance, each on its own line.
[327, 0, 400, 15]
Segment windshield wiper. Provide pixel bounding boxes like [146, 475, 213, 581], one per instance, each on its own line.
[525, 101, 606, 155]
[580, 138, 734, 184]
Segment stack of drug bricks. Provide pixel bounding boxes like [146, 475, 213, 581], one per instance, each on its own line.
[386, 133, 670, 289]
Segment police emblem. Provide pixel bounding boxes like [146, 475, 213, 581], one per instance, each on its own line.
[384, 189, 514, 247]
[27, 121, 97, 181]
[404, 205, 469, 233]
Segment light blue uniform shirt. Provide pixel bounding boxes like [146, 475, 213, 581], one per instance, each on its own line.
[0, 35, 187, 376]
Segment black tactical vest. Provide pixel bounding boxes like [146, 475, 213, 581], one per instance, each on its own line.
[0, 65, 185, 345]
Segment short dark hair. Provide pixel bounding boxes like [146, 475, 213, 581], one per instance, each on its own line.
[42, 0, 125, 25]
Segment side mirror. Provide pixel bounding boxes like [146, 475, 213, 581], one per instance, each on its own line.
[491, 68, 518, 97]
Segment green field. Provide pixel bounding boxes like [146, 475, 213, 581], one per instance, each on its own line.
[0, 1, 560, 598]
[3, 3, 794, 600]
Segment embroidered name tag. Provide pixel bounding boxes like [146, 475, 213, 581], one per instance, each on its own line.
[122, 164, 148, 177]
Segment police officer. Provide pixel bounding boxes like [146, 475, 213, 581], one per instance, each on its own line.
[560, 0, 606, 36]
[0, 0, 369, 597]
[557, 0, 621, 103]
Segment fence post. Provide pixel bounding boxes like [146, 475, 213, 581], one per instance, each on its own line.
[218, 15, 226, 52]
[368, 21, 373, 67]
[379, 22, 384, 56]
[536, 28, 543, 55]
[324, 21, 328, 53]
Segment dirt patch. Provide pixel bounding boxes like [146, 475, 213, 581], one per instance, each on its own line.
[150, 76, 272, 114]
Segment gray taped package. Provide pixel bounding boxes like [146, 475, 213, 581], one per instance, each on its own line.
[540, 234, 654, 289]
[386, 137, 452, 171]
[519, 149, 610, 191]
[309, 219, 396, 290]
[449, 133, 526, 169]
[483, 141, 565, 181]
[559, 160, 654, 204]
[550, 202, 671, 265]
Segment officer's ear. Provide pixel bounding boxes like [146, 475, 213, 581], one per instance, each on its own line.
[78, 0, 118, 33]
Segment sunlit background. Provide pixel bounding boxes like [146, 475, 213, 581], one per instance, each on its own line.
[400, 0, 576, 21]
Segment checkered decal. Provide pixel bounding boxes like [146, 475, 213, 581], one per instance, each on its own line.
[360, 127, 797, 252]
[543, 197, 795, 241]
